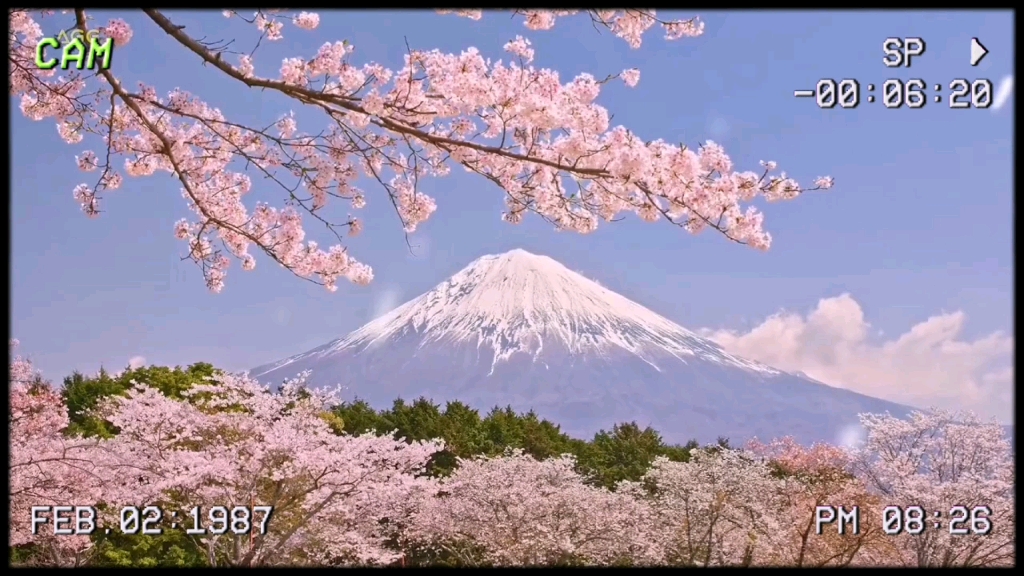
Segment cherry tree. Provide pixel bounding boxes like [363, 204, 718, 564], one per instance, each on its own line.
[8, 341, 104, 566]
[852, 410, 1015, 567]
[618, 448, 786, 566]
[9, 9, 833, 293]
[93, 371, 443, 566]
[747, 437, 889, 567]
[407, 451, 649, 565]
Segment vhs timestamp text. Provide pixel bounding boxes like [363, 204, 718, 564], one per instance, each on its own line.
[814, 504, 994, 536]
[30, 504, 274, 537]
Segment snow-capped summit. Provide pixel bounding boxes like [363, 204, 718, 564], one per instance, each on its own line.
[264, 248, 774, 377]
[252, 249, 915, 445]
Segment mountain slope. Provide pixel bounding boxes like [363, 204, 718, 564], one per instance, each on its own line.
[252, 249, 917, 445]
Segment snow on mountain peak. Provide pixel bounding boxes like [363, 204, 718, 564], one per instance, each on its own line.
[266, 249, 779, 376]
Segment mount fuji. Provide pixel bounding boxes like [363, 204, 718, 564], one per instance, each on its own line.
[251, 249, 916, 446]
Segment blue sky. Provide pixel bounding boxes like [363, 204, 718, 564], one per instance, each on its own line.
[10, 10, 1013, 421]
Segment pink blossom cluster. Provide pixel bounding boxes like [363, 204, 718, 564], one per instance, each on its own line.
[10, 9, 833, 293]
[440, 10, 707, 48]
[94, 373, 442, 565]
[850, 410, 1016, 566]
[102, 18, 133, 46]
[620, 68, 641, 88]
[9, 342, 102, 566]
[9, 343, 1013, 567]
[408, 451, 650, 564]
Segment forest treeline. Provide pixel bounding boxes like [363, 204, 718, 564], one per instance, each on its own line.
[23, 363, 722, 566]
[12, 360, 1013, 567]
[62, 363, 721, 485]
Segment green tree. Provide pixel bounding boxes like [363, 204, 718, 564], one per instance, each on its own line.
[381, 397, 445, 442]
[44, 372, 739, 567]
[62, 363, 218, 438]
[332, 398, 387, 435]
[90, 529, 206, 567]
[436, 401, 486, 455]
[577, 422, 667, 488]
[423, 401, 488, 476]
[52, 363, 219, 566]
[575, 423, 700, 489]
[478, 405, 580, 460]
[332, 400, 703, 490]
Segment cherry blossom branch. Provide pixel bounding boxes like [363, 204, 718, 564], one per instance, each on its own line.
[149, 10, 834, 238]
[11, 9, 834, 293]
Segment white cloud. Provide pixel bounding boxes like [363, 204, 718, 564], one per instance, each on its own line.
[127, 355, 147, 369]
[700, 294, 1013, 423]
[991, 75, 1013, 111]
[836, 422, 866, 449]
[363, 286, 406, 351]
[370, 286, 403, 321]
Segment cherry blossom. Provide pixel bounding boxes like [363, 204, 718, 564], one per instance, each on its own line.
[9, 9, 832, 293]
[747, 437, 890, 567]
[101, 18, 132, 46]
[8, 342, 104, 566]
[292, 12, 320, 30]
[76, 150, 98, 172]
[435, 9, 483, 21]
[619, 448, 786, 566]
[503, 36, 534, 63]
[621, 68, 640, 88]
[408, 451, 648, 565]
[15, 341, 1007, 566]
[851, 410, 1015, 567]
[93, 371, 443, 566]
[442, 10, 707, 48]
